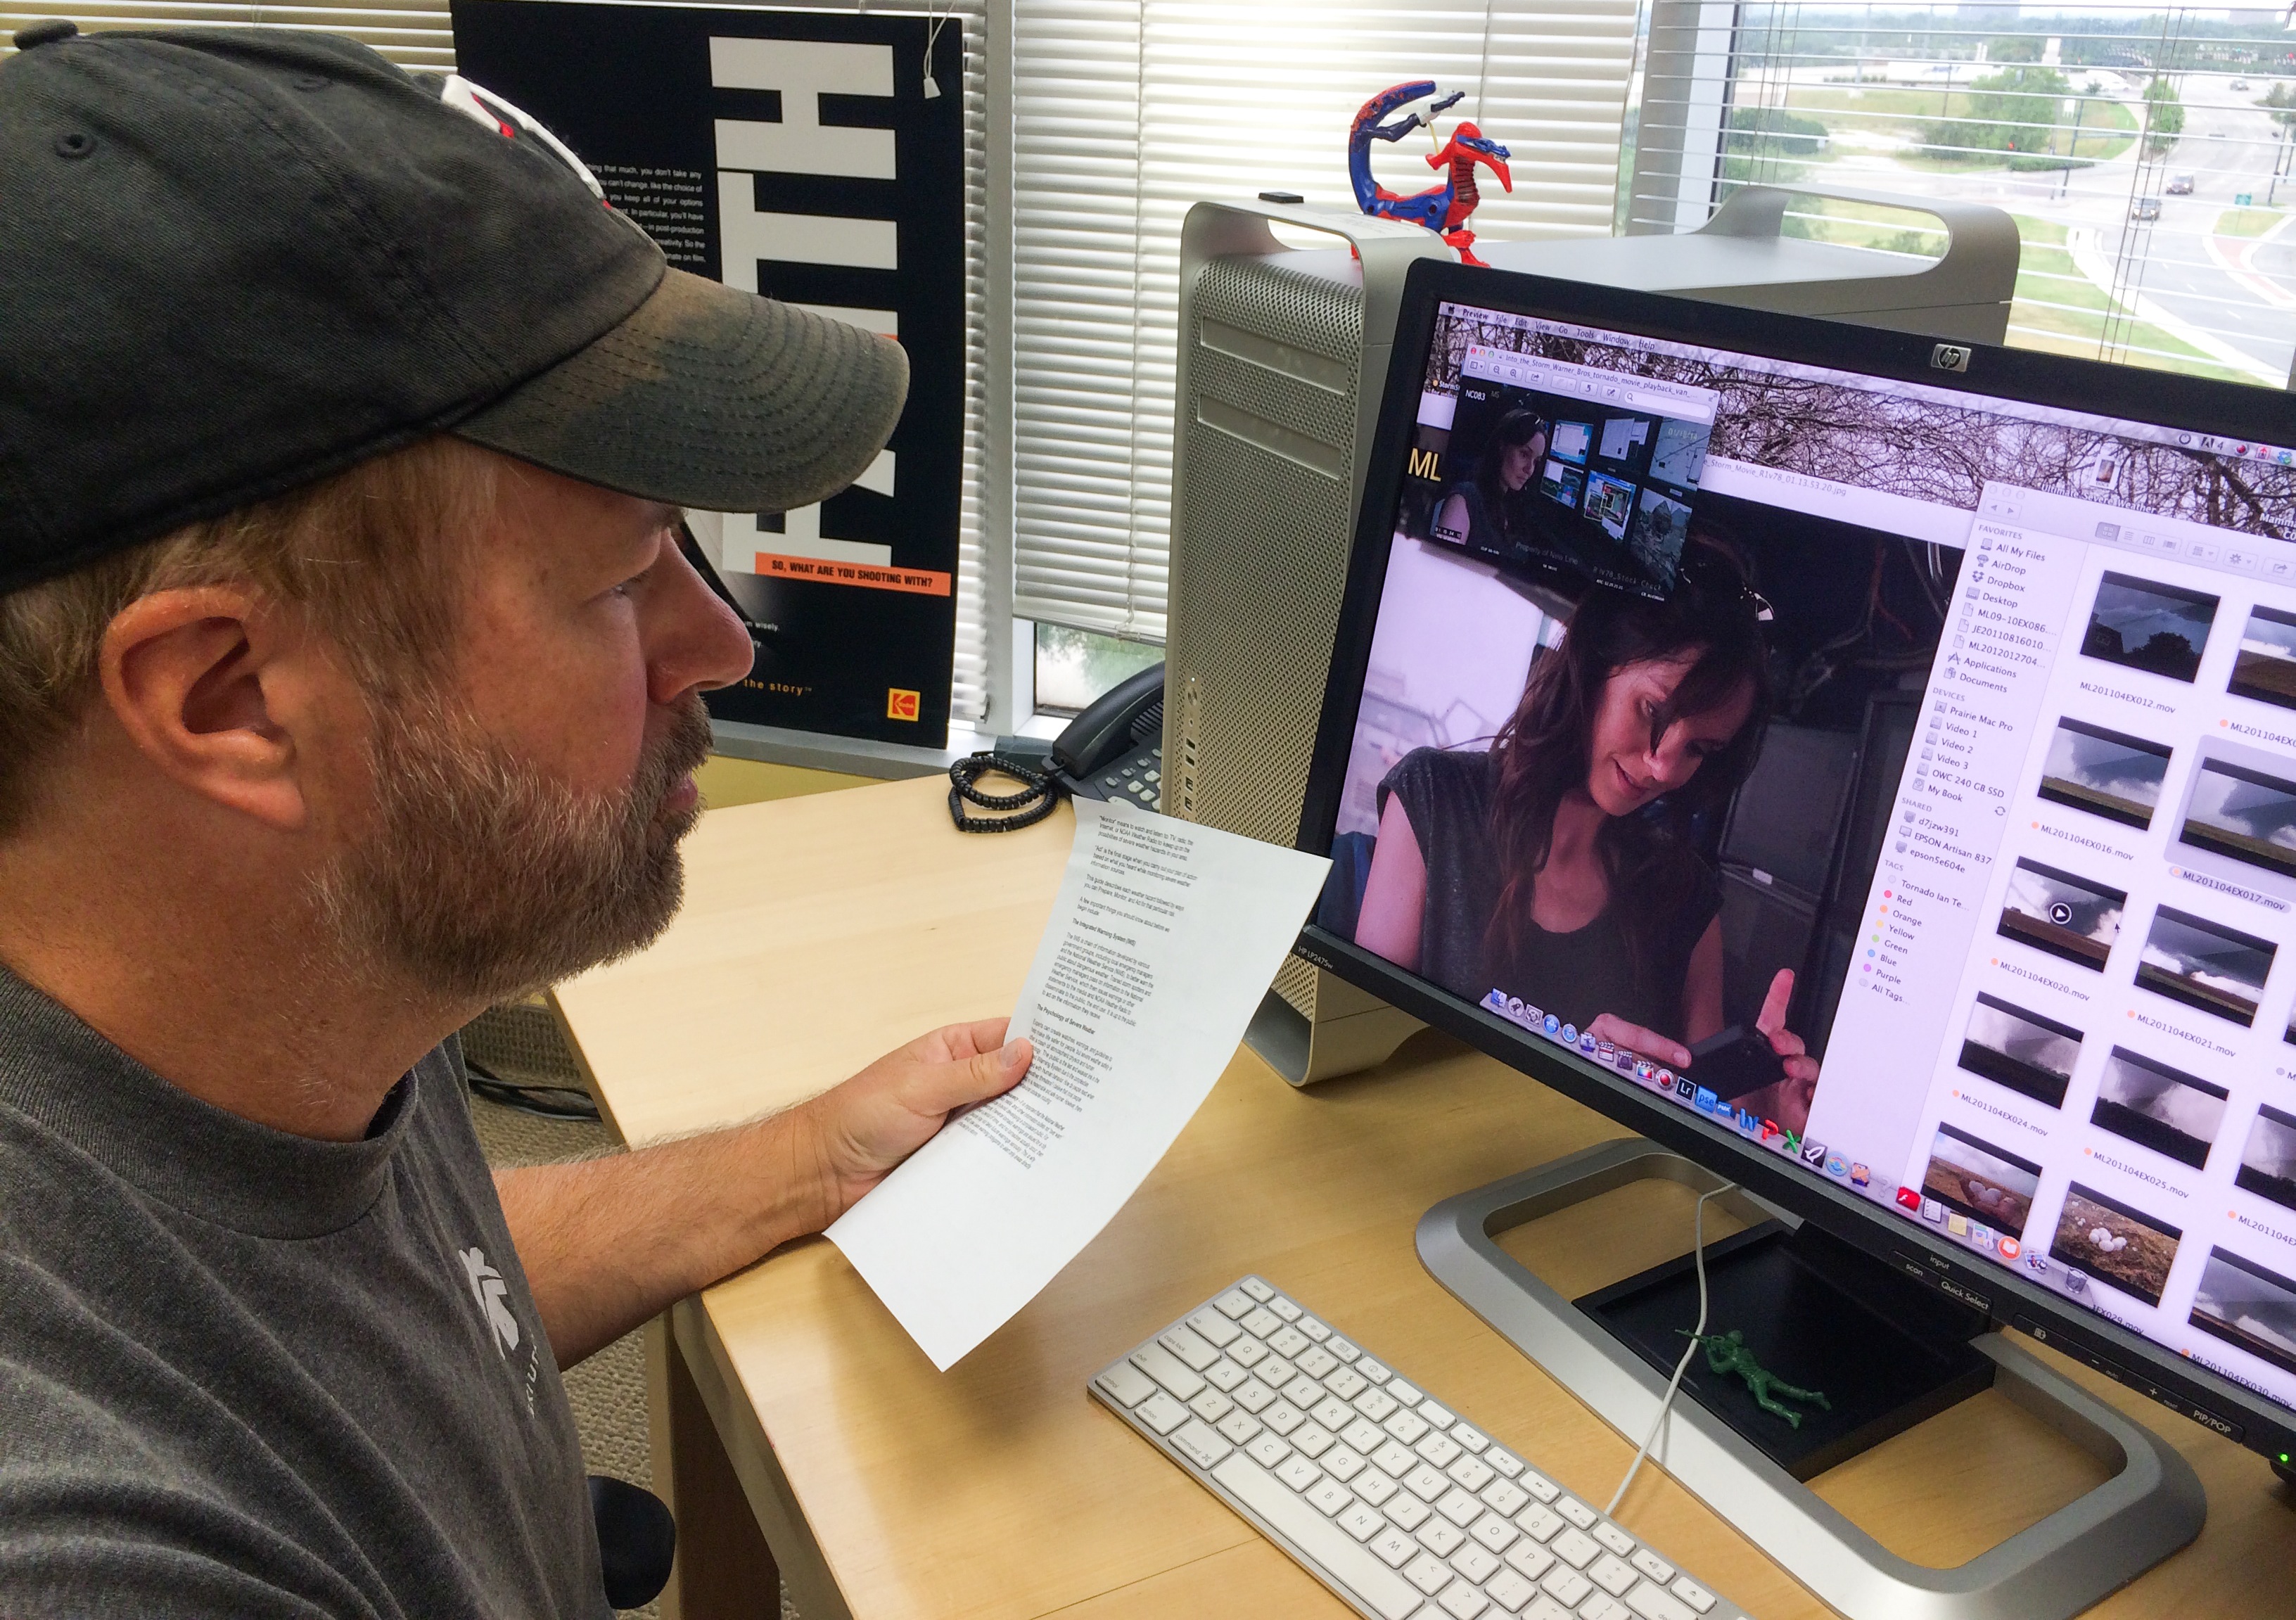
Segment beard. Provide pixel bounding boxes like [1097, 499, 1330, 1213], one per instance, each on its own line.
[314, 693, 715, 1006]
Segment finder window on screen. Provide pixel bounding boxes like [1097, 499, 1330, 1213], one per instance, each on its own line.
[1330, 298, 2296, 1413]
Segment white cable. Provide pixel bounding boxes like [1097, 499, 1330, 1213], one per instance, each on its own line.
[1605, 1181, 1737, 1519]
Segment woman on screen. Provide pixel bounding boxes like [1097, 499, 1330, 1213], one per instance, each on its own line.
[1353, 544, 1819, 1128]
[1431, 409, 1546, 550]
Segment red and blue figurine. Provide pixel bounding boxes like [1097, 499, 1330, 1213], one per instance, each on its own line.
[1348, 81, 1513, 265]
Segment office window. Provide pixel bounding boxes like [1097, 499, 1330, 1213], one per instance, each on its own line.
[1625, 0, 2296, 389]
[1010, 0, 1644, 643]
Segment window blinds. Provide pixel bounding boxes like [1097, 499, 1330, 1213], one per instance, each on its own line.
[1010, 0, 1642, 641]
[4, 0, 995, 725]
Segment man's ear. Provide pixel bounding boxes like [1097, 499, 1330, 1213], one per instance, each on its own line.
[99, 587, 322, 832]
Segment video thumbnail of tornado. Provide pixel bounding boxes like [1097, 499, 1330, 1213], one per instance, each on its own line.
[1921, 1122, 2040, 1237]
[2088, 1046, 2228, 1171]
[2049, 1184, 2181, 1308]
[2236, 1103, 2296, 1214]
[2135, 905, 2276, 1028]
[2228, 605, 2296, 711]
[1997, 857, 2124, 972]
[1957, 993, 2082, 1109]
[2036, 718, 2171, 831]
[2180, 755, 2296, 883]
[2189, 1246, 2296, 1378]
[2078, 572, 2218, 684]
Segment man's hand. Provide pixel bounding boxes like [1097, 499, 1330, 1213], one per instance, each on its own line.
[795, 1019, 1034, 1225]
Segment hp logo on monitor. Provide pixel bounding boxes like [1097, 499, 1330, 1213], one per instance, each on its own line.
[1930, 343, 1972, 374]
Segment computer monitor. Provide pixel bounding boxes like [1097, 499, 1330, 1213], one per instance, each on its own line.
[1296, 257, 2296, 1477]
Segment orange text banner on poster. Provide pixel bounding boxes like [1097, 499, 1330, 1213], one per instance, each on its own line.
[755, 553, 954, 596]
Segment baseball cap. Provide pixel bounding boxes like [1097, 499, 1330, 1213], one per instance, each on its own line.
[0, 23, 908, 595]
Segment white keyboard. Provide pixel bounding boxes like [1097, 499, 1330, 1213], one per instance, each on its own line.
[1090, 1277, 1748, 1620]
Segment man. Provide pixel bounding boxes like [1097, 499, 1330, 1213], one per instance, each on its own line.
[0, 24, 1029, 1616]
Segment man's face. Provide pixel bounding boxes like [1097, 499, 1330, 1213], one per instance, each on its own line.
[316, 464, 753, 1004]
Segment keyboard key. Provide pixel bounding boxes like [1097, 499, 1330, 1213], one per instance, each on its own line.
[1341, 1417, 1386, 1453]
[1354, 1388, 1398, 1423]
[1447, 1454, 1493, 1493]
[1269, 1327, 1313, 1359]
[1130, 1344, 1205, 1402]
[1275, 1453, 1322, 1492]
[1213, 1289, 1257, 1320]
[1353, 1469, 1397, 1506]
[1386, 1491, 1431, 1531]
[1486, 1448, 1525, 1478]
[1555, 1497, 1597, 1531]
[1188, 1308, 1242, 1347]
[1216, 1410, 1261, 1446]
[1515, 1504, 1564, 1542]
[1418, 1400, 1456, 1428]
[1593, 1523, 1635, 1558]
[1580, 1595, 1631, 1620]
[1404, 1462, 1450, 1501]
[1203, 1358, 1248, 1393]
[1470, 1512, 1519, 1553]
[1232, 1379, 1275, 1413]
[1372, 1526, 1417, 1567]
[1269, 1297, 1303, 1322]
[1326, 1368, 1368, 1401]
[1283, 1375, 1325, 1408]
[1259, 1356, 1298, 1389]
[1416, 1519, 1465, 1558]
[1239, 1277, 1275, 1302]
[1436, 1487, 1485, 1529]
[1450, 1543, 1500, 1583]
[1322, 1446, 1365, 1483]
[1524, 1601, 1574, 1620]
[1541, 1566, 1593, 1607]
[1187, 1390, 1232, 1423]
[1481, 1479, 1529, 1518]
[1263, 1402, 1304, 1436]
[1299, 1316, 1332, 1342]
[1241, 1308, 1283, 1338]
[1094, 1363, 1157, 1408]
[1624, 1581, 1693, 1620]
[1386, 1378, 1424, 1405]
[1228, 1337, 1269, 1369]
[1339, 1503, 1386, 1543]
[1245, 1431, 1291, 1469]
[1629, 1550, 1673, 1586]
[1327, 1337, 1362, 1363]
[1550, 1527, 1599, 1568]
[1159, 1325, 1219, 1370]
[1298, 1347, 1341, 1379]
[1135, 1391, 1189, 1434]
[1450, 1422, 1490, 1453]
[1669, 1577, 1716, 1614]
[1384, 1410, 1430, 1446]
[1417, 1432, 1462, 1469]
[1291, 1424, 1334, 1459]
[1438, 1578, 1491, 1619]
[1371, 1440, 1418, 1477]
[1306, 1478, 1353, 1517]
[1404, 1552, 1455, 1596]
[1590, 1553, 1638, 1596]
[1357, 1357, 1391, 1384]
[1519, 1470, 1560, 1503]
[1170, 1419, 1232, 1470]
[1503, 1540, 1556, 1581]
[1209, 1454, 1422, 1620]
[1486, 1569, 1539, 1614]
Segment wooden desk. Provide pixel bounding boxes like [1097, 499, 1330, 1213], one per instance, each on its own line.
[554, 775, 2294, 1620]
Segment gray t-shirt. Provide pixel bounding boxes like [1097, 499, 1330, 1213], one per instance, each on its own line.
[0, 966, 606, 1618]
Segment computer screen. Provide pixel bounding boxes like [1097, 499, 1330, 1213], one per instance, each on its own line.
[1299, 262, 2296, 1461]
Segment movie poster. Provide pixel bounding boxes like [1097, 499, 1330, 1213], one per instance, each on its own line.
[451, 1, 964, 746]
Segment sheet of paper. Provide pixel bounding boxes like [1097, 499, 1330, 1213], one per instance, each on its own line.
[827, 796, 1331, 1370]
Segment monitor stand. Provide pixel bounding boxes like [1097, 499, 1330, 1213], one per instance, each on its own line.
[1417, 1138, 2206, 1620]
